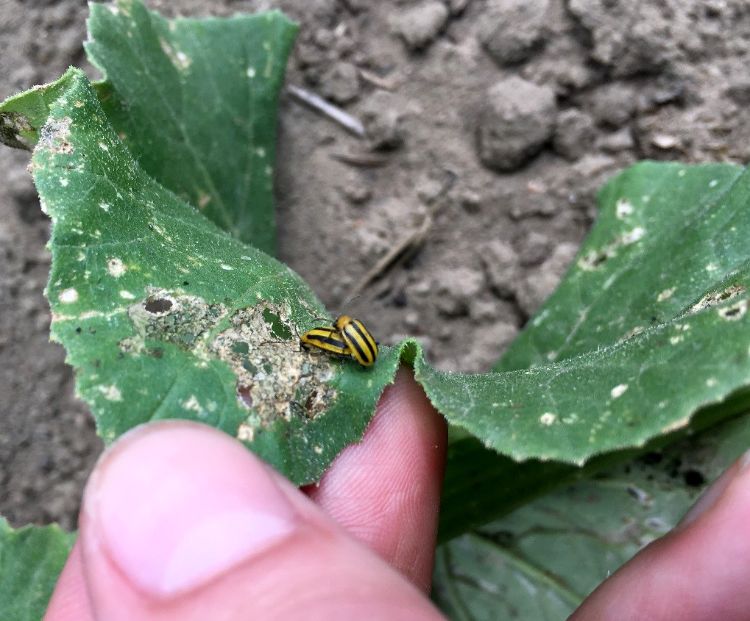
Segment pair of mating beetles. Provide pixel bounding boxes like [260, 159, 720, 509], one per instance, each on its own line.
[301, 315, 378, 367]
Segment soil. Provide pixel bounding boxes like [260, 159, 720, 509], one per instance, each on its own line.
[2, 0, 750, 530]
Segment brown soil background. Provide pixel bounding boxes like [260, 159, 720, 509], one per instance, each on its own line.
[1, 0, 749, 532]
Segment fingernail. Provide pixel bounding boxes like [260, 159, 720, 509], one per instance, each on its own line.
[84, 422, 298, 599]
[677, 448, 750, 530]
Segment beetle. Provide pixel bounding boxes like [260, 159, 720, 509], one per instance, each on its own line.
[300, 325, 351, 358]
[334, 315, 379, 367]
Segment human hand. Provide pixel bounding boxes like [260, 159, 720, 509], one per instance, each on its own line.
[44, 367, 750, 620]
[44, 368, 448, 620]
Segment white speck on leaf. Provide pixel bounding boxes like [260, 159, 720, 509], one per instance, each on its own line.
[59, 178, 69, 187]
[107, 258, 126, 278]
[119, 290, 136, 300]
[220, 264, 234, 271]
[237, 423, 254, 442]
[247, 66, 256, 78]
[706, 377, 718, 387]
[98, 142, 109, 151]
[657, 287, 675, 302]
[59, 288, 78, 304]
[615, 199, 633, 219]
[622, 227, 645, 245]
[670, 335, 684, 345]
[611, 384, 628, 399]
[182, 395, 201, 412]
[540, 412, 557, 426]
[99, 202, 111, 212]
[99, 385, 123, 402]
[709, 179, 719, 188]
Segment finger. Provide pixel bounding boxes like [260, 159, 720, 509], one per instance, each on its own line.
[44, 543, 94, 621]
[305, 368, 447, 592]
[572, 453, 750, 621]
[61, 421, 444, 621]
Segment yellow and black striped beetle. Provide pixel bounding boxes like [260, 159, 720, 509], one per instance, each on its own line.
[300, 325, 351, 358]
[334, 315, 379, 367]
[299, 315, 379, 367]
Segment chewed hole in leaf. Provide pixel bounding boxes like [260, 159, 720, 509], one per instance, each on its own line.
[689, 284, 746, 314]
[237, 384, 254, 408]
[0, 111, 34, 150]
[579, 249, 611, 270]
[578, 227, 647, 271]
[144, 296, 173, 314]
[683, 469, 706, 487]
[123, 287, 225, 351]
[718, 299, 748, 321]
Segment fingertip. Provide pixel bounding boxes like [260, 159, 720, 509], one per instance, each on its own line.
[308, 366, 447, 591]
[44, 544, 94, 621]
[76, 420, 442, 620]
[573, 453, 750, 621]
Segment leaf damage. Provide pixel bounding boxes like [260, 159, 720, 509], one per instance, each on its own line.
[120, 289, 339, 428]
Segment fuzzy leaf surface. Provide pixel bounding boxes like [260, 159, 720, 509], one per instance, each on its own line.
[415, 162, 750, 466]
[86, 0, 297, 254]
[8, 68, 400, 485]
[0, 520, 74, 621]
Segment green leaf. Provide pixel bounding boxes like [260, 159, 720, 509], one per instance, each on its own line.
[3, 0, 297, 254]
[87, 0, 297, 254]
[0, 519, 74, 621]
[0, 73, 74, 150]
[433, 411, 750, 620]
[18, 67, 400, 485]
[415, 162, 750, 465]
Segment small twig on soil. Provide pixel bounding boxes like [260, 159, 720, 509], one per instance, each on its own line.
[329, 151, 390, 168]
[286, 84, 365, 138]
[358, 68, 398, 91]
[349, 214, 433, 298]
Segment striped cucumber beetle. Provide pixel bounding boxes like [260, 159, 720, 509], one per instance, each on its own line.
[334, 315, 379, 367]
[300, 325, 351, 358]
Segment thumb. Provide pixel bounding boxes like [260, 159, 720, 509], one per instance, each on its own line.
[48, 421, 442, 621]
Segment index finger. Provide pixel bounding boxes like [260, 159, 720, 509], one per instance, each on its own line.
[305, 367, 448, 592]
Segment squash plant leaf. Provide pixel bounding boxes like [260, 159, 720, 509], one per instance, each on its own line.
[0, 519, 74, 621]
[6, 0, 297, 255]
[432, 411, 750, 620]
[413, 162, 750, 466]
[4, 66, 401, 486]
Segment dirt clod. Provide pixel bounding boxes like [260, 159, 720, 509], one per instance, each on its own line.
[391, 1, 449, 51]
[476, 77, 557, 172]
[319, 60, 360, 104]
[553, 108, 596, 161]
[478, 0, 549, 66]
